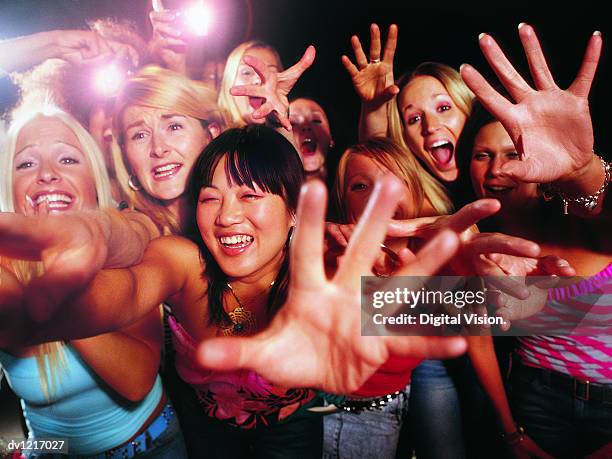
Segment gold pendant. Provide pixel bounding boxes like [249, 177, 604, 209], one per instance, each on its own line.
[221, 306, 257, 336]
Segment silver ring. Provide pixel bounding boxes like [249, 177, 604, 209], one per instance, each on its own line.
[371, 58, 381, 64]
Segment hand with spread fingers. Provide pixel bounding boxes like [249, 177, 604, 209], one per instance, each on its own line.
[460, 24, 603, 186]
[342, 23, 399, 110]
[230, 46, 316, 131]
[197, 177, 468, 393]
[342, 24, 399, 139]
[0, 208, 154, 323]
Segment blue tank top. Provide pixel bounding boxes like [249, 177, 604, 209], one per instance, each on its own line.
[0, 344, 163, 455]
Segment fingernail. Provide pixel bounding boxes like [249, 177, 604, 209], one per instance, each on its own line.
[459, 63, 468, 72]
[518, 22, 527, 30]
[556, 259, 570, 267]
[478, 33, 486, 41]
[593, 30, 602, 36]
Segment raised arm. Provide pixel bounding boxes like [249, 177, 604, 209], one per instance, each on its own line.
[230, 46, 316, 132]
[0, 29, 138, 74]
[460, 24, 608, 216]
[342, 24, 399, 140]
[197, 177, 468, 393]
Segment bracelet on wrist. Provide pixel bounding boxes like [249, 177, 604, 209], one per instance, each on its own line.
[548, 156, 611, 214]
[502, 425, 525, 445]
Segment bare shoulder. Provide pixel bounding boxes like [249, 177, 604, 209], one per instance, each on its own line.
[142, 236, 205, 279]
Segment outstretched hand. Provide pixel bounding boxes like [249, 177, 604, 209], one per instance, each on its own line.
[342, 23, 399, 109]
[460, 24, 602, 184]
[230, 46, 316, 131]
[0, 211, 108, 323]
[197, 176, 467, 393]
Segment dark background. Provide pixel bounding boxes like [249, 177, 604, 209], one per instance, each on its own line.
[1, 0, 610, 160]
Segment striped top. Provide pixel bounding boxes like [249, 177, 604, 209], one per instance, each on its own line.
[518, 263, 612, 383]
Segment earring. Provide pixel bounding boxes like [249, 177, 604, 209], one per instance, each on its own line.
[288, 226, 295, 247]
[128, 175, 142, 192]
[328, 139, 335, 150]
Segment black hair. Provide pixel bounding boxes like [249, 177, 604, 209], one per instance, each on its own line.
[187, 125, 305, 326]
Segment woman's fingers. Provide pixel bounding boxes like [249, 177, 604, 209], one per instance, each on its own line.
[518, 23, 556, 90]
[369, 23, 382, 62]
[350, 34, 368, 69]
[336, 175, 403, 287]
[467, 233, 540, 259]
[569, 31, 603, 98]
[446, 199, 501, 233]
[395, 229, 460, 277]
[385, 335, 467, 359]
[478, 33, 532, 102]
[341, 54, 359, 78]
[460, 64, 515, 127]
[280, 45, 316, 87]
[291, 181, 328, 289]
[382, 24, 398, 64]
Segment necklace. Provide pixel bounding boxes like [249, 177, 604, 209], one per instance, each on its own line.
[221, 281, 274, 336]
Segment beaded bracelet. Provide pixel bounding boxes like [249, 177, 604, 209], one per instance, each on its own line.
[555, 156, 611, 214]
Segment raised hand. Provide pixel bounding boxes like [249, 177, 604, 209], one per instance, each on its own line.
[342, 23, 399, 109]
[147, 8, 188, 73]
[230, 46, 316, 131]
[460, 24, 602, 184]
[196, 177, 467, 393]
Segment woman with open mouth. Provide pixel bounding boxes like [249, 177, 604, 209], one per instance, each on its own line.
[289, 97, 334, 179]
[0, 124, 475, 457]
[0, 102, 187, 458]
[455, 24, 611, 457]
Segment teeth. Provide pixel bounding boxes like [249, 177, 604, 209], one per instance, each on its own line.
[220, 235, 254, 246]
[154, 164, 181, 176]
[35, 193, 72, 205]
[431, 140, 451, 148]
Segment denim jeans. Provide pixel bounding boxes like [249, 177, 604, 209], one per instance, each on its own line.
[408, 360, 465, 459]
[323, 385, 410, 459]
[511, 363, 612, 459]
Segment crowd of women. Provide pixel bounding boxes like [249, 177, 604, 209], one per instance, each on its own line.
[0, 3, 610, 459]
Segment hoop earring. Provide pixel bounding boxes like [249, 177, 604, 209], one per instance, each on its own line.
[128, 175, 142, 192]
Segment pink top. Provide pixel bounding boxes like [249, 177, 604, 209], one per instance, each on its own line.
[518, 263, 612, 383]
[168, 315, 315, 429]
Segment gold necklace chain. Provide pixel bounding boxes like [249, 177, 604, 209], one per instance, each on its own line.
[221, 281, 274, 336]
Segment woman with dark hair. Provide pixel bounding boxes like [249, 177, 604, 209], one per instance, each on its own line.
[0, 123, 479, 457]
[455, 25, 611, 458]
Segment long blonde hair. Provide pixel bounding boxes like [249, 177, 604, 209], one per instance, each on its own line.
[218, 41, 283, 128]
[387, 62, 473, 215]
[111, 66, 226, 234]
[0, 102, 114, 399]
[334, 137, 444, 222]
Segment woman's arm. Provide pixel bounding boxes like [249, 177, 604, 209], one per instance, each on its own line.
[342, 24, 399, 140]
[468, 336, 553, 459]
[71, 306, 163, 402]
[460, 24, 607, 217]
[0, 29, 136, 73]
[7, 236, 197, 346]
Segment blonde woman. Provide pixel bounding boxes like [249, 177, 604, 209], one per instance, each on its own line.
[110, 65, 226, 235]
[0, 103, 186, 457]
[218, 40, 316, 132]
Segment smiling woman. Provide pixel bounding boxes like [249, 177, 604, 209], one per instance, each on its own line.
[111, 65, 226, 234]
[0, 103, 187, 457]
[12, 116, 99, 213]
